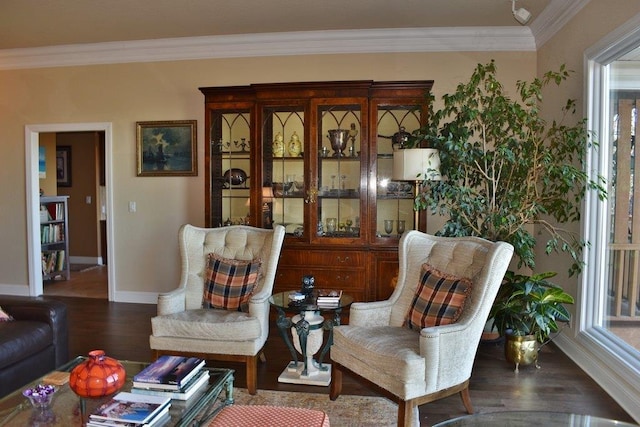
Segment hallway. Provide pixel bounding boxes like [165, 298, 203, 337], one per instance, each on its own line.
[44, 264, 107, 299]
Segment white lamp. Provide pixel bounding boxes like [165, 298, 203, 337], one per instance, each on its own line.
[393, 148, 441, 229]
[262, 187, 275, 228]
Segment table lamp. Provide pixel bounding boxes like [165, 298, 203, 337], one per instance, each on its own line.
[392, 148, 441, 229]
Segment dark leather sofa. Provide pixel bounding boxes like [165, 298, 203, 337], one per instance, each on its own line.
[0, 296, 69, 398]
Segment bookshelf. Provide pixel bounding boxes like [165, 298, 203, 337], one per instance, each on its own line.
[40, 196, 70, 281]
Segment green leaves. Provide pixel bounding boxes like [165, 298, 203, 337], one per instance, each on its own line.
[490, 271, 574, 343]
[414, 60, 607, 275]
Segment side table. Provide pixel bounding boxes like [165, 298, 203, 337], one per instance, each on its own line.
[269, 291, 353, 386]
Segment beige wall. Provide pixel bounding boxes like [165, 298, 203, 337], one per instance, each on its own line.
[0, 51, 535, 296]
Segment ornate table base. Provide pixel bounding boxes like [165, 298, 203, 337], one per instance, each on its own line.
[276, 309, 333, 386]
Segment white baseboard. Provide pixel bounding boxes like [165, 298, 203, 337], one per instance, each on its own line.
[69, 256, 102, 265]
[0, 284, 31, 296]
[112, 290, 158, 305]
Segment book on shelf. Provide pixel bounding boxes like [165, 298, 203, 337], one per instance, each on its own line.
[132, 355, 205, 390]
[131, 368, 209, 400]
[89, 391, 170, 425]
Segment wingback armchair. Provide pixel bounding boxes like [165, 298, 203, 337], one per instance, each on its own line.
[329, 231, 513, 426]
[150, 224, 285, 395]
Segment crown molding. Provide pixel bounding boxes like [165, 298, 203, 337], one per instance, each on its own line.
[531, 0, 592, 48]
[0, 27, 536, 71]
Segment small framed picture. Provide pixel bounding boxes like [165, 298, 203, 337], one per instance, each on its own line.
[136, 120, 197, 176]
[56, 146, 72, 187]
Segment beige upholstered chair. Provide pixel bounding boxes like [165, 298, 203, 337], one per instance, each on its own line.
[150, 224, 285, 395]
[330, 231, 513, 426]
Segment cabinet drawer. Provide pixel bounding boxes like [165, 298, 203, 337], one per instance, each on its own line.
[278, 249, 365, 267]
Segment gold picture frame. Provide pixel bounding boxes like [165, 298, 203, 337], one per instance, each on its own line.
[136, 120, 197, 176]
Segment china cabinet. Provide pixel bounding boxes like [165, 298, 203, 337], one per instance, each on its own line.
[200, 81, 433, 301]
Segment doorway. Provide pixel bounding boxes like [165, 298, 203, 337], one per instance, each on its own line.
[25, 123, 114, 300]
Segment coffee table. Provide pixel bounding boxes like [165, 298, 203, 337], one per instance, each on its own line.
[269, 290, 353, 386]
[0, 356, 234, 427]
[434, 411, 639, 426]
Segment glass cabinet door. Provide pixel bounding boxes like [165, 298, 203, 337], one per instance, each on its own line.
[261, 104, 306, 237]
[373, 104, 424, 242]
[313, 99, 367, 243]
[208, 107, 252, 227]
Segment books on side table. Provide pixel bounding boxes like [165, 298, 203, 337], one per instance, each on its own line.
[131, 355, 209, 400]
[316, 289, 343, 307]
[87, 392, 171, 427]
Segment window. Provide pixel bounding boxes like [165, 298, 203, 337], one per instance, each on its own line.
[583, 14, 640, 373]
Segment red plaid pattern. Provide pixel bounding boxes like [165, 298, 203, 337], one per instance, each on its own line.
[406, 264, 472, 330]
[203, 254, 261, 311]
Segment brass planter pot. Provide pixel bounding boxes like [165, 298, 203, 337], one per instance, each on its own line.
[505, 333, 540, 373]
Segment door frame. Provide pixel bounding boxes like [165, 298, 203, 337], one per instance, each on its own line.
[25, 122, 114, 299]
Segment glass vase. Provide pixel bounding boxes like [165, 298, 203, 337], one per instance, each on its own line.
[69, 350, 126, 398]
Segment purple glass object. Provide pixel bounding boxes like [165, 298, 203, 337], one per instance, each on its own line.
[23, 384, 56, 409]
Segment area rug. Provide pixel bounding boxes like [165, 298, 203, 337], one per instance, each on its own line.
[232, 388, 398, 426]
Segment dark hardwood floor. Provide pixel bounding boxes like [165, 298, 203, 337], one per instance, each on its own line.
[44, 295, 636, 426]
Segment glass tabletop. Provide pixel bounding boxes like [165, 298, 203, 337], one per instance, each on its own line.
[434, 411, 639, 426]
[270, 290, 354, 312]
[0, 356, 234, 427]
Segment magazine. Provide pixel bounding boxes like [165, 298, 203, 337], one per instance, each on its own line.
[90, 392, 170, 424]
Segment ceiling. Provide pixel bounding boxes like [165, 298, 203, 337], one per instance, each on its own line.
[0, 0, 556, 50]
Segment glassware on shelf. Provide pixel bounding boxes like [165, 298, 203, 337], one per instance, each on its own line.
[331, 175, 336, 190]
[397, 220, 406, 235]
[384, 219, 394, 236]
[326, 218, 337, 233]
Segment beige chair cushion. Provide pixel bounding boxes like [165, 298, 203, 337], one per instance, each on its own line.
[333, 325, 425, 385]
[152, 309, 261, 341]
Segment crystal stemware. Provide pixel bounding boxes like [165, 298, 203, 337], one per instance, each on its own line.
[397, 220, 406, 235]
[383, 219, 394, 236]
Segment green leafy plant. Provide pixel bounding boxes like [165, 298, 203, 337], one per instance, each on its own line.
[412, 60, 607, 276]
[489, 271, 574, 343]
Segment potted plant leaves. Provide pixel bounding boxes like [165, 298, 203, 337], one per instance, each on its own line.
[489, 271, 574, 372]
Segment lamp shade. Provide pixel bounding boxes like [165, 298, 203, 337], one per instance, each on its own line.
[392, 148, 441, 181]
[262, 186, 274, 202]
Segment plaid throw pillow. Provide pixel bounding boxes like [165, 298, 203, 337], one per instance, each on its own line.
[406, 264, 472, 330]
[0, 306, 14, 322]
[202, 253, 261, 312]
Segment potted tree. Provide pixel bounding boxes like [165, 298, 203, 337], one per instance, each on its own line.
[408, 60, 606, 365]
[489, 271, 574, 372]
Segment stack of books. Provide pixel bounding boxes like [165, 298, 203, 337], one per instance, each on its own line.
[316, 289, 343, 307]
[131, 355, 208, 401]
[87, 392, 171, 427]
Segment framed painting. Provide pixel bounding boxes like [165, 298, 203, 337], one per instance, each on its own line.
[56, 146, 72, 187]
[136, 120, 197, 176]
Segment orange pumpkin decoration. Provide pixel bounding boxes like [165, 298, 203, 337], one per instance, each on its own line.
[69, 350, 125, 398]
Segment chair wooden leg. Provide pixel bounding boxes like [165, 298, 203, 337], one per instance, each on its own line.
[246, 355, 258, 395]
[398, 400, 413, 427]
[329, 363, 343, 400]
[460, 386, 474, 414]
